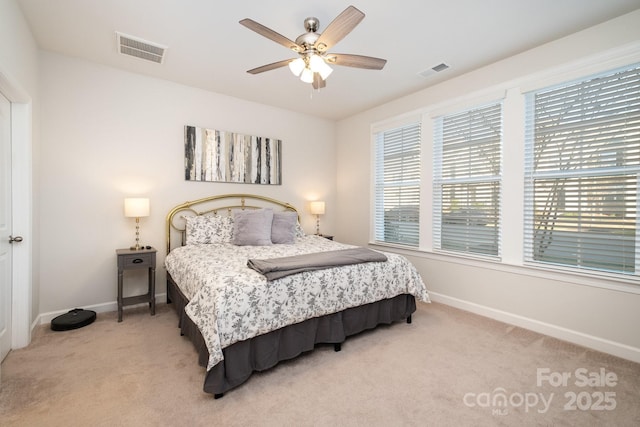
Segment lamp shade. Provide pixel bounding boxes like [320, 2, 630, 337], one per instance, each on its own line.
[310, 201, 325, 215]
[300, 67, 315, 84]
[124, 198, 150, 218]
[288, 58, 305, 77]
[309, 54, 333, 80]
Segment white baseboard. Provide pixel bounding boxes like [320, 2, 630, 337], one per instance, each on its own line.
[429, 292, 640, 364]
[35, 293, 167, 325]
[33, 292, 640, 364]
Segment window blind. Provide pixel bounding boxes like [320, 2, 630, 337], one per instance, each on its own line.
[524, 63, 640, 276]
[433, 102, 503, 257]
[373, 123, 421, 247]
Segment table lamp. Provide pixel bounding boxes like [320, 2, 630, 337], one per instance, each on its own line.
[124, 197, 150, 250]
[310, 201, 325, 235]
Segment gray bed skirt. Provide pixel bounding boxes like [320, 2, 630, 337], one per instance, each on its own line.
[166, 273, 416, 396]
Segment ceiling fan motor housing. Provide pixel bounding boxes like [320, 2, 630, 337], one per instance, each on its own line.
[303, 17, 319, 33]
[296, 18, 320, 50]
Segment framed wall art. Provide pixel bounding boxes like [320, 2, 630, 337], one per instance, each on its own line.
[184, 125, 282, 185]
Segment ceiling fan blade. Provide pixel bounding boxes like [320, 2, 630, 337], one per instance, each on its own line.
[315, 5, 365, 52]
[326, 53, 387, 70]
[247, 59, 292, 74]
[312, 73, 326, 89]
[240, 18, 302, 52]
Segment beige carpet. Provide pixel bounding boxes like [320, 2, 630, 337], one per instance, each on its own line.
[1, 302, 639, 426]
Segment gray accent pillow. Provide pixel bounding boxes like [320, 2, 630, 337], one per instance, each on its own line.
[233, 208, 274, 246]
[271, 211, 298, 244]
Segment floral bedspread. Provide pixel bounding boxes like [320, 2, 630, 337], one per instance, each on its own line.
[164, 235, 430, 370]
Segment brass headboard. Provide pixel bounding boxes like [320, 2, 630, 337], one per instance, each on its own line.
[165, 193, 298, 254]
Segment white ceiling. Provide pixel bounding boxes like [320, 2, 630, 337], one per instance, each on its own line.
[16, 0, 640, 120]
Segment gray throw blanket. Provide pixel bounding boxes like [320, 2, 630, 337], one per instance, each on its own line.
[247, 247, 388, 280]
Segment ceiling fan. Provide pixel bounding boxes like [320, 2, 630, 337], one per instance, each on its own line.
[240, 5, 386, 89]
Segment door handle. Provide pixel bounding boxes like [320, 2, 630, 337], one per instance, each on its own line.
[9, 235, 23, 243]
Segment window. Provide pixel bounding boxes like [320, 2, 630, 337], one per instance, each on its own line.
[433, 103, 503, 257]
[373, 123, 421, 247]
[524, 63, 640, 276]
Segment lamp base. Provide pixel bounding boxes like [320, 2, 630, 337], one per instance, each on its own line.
[130, 219, 143, 250]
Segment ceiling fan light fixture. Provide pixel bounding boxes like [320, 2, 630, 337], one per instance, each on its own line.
[308, 54, 324, 72]
[309, 54, 333, 80]
[318, 62, 333, 80]
[241, 6, 385, 88]
[300, 67, 315, 83]
[288, 58, 305, 76]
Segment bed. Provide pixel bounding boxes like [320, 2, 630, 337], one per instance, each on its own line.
[164, 194, 430, 397]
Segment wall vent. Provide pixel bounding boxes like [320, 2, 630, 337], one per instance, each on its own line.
[116, 32, 167, 64]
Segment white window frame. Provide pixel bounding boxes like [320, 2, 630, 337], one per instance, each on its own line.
[523, 62, 640, 279]
[368, 43, 640, 293]
[433, 101, 503, 259]
[371, 118, 422, 247]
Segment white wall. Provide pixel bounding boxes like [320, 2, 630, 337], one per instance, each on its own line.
[38, 52, 336, 316]
[336, 10, 640, 362]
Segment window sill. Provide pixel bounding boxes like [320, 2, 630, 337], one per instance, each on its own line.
[369, 242, 640, 295]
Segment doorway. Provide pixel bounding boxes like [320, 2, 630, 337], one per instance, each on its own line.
[0, 91, 11, 362]
[0, 69, 33, 372]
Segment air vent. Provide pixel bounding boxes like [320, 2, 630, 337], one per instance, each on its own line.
[418, 62, 450, 78]
[116, 32, 167, 64]
[432, 63, 449, 72]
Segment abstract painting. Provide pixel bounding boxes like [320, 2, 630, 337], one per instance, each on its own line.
[184, 125, 282, 185]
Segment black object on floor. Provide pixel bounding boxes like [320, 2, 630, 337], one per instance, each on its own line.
[51, 308, 97, 331]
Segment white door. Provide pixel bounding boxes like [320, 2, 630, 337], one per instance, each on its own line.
[0, 92, 12, 362]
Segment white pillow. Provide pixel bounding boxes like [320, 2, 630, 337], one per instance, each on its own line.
[185, 215, 234, 244]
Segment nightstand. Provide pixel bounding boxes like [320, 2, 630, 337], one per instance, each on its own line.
[116, 247, 157, 322]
